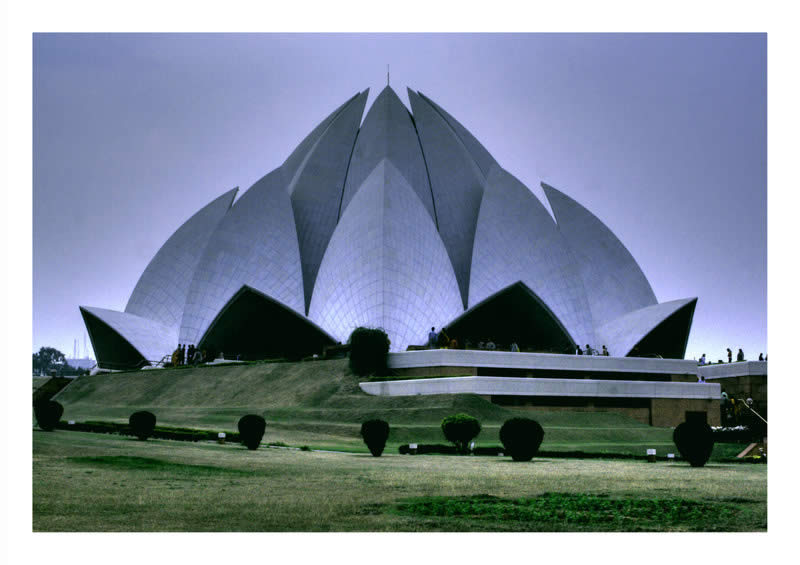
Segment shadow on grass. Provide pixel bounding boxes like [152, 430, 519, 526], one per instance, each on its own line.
[67, 455, 253, 476]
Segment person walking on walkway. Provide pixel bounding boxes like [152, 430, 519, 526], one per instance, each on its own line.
[727, 348, 733, 363]
[737, 348, 745, 362]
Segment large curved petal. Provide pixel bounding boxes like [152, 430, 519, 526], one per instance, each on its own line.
[80, 306, 177, 369]
[309, 159, 463, 352]
[596, 298, 697, 359]
[470, 165, 595, 345]
[340, 86, 436, 225]
[179, 167, 303, 346]
[124, 188, 237, 331]
[408, 89, 485, 308]
[281, 93, 360, 183]
[289, 90, 369, 312]
[416, 91, 497, 178]
[542, 182, 658, 328]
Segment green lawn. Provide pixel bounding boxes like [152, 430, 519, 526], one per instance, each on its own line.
[33, 430, 767, 532]
[50, 359, 719, 457]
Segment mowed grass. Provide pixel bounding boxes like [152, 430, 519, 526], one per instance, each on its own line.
[33, 430, 767, 532]
[52, 359, 713, 457]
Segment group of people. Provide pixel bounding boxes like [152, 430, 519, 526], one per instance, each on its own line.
[426, 327, 517, 352]
[427, 327, 459, 349]
[698, 348, 765, 366]
[576, 344, 609, 356]
[171, 343, 204, 367]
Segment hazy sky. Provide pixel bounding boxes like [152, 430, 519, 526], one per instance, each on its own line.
[32, 33, 767, 361]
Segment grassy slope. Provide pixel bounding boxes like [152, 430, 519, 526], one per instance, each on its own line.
[32, 377, 51, 392]
[32, 430, 767, 532]
[53, 359, 730, 456]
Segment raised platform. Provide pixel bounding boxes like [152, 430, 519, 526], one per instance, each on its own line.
[369, 349, 729, 427]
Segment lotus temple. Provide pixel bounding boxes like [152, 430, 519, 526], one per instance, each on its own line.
[80, 85, 764, 426]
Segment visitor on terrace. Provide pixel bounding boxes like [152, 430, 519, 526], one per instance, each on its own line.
[698, 353, 707, 365]
[737, 348, 745, 362]
[437, 327, 450, 349]
[602, 345, 609, 356]
[428, 327, 437, 349]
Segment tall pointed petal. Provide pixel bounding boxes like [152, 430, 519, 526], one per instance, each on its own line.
[125, 187, 238, 331]
[309, 159, 463, 352]
[417, 91, 497, 178]
[470, 165, 595, 345]
[340, 86, 436, 224]
[542, 182, 658, 328]
[281, 93, 359, 183]
[289, 90, 369, 313]
[408, 89, 485, 308]
[179, 167, 303, 346]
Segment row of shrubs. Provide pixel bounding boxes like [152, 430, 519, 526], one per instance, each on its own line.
[34, 400, 268, 450]
[35, 400, 720, 466]
[362, 414, 545, 462]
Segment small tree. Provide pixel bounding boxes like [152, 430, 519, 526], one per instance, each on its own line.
[33, 400, 63, 431]
[673, 420, 715, 467]
[441, 413, 481, 454]
[499, 418, 545, 462]
[360, 419, 390, 457]
[348, 327, 390, 376]
[32, 346, 67, 375]
[129, 411, 157, 441]
[238, 414, 267, 450]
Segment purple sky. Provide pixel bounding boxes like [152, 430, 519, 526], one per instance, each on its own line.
[32, 33, 767, 361]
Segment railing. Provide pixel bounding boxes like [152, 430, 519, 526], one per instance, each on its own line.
[737, 398, 767, 425]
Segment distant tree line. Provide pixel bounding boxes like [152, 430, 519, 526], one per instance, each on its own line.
[32, 347, 90, 376]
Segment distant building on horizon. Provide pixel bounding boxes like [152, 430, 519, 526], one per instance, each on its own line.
[65, 358, 97, 371]
[79, 85, 697, 370]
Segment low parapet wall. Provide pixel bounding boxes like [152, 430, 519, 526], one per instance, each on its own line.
[389, 349, 699, 376]
[697, 361, 767, 380]
[360, 376, 720, 399]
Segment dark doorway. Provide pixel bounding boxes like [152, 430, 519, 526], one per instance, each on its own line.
[446, 281, 575, 353]
[198, 285, 336, 361]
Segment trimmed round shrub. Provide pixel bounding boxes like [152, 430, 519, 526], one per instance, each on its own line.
[441, 413, 481, 454]
[33, 400, 63, 431]
[237, 414, 267, 450]
[348, 327, 391, 376]
[129, 411, 157, 441]
[360, 419, 390, 457]
[673, 421, 715, 467]
[499, 418, 545, 462]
